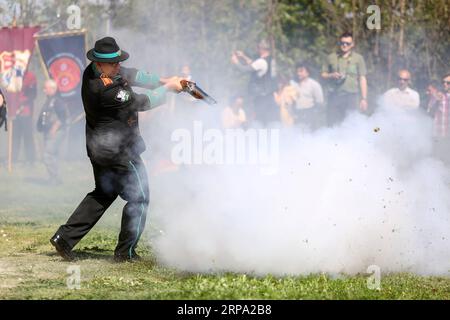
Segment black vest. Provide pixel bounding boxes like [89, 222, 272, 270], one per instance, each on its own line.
[248, 55, 276, 97]
[82, 64, 145, 166]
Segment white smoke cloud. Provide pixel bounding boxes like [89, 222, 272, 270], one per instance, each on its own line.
[148, 106, 450, 276]
[99, 13, 449, 277]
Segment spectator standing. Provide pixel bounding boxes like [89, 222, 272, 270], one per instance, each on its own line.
[289, 62, 324, 130]
[231, 40, 278, 126]
[381, 69, 420, 109]
[37, 79, 69, 185]
[0, 88, 7, 131]
[12, 70, 37, 165]
[425, 80, 447, 137]
[321, 32, 368, 126]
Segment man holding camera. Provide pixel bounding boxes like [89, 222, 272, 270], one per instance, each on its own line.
[321, 32, 368, 126]
[231, 40, 278, 126]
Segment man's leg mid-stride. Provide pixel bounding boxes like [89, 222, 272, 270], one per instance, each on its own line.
[114, 157, 150, 261]
[50, 163, 119, 260]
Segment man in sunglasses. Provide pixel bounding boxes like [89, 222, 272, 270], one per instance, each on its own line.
[50, 37, 185, 262]
[381, 69, 420, 109]
[321, 32, 368, 126]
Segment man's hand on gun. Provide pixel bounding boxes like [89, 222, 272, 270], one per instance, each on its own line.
[160, 75, 217, 104]
[160, 76, 185, 92]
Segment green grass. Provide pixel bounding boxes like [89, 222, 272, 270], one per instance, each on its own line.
[0, 162, 449, 300]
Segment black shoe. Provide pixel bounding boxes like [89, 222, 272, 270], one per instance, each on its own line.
[50, 234, 75, 261]
[113, 250, 141, 263]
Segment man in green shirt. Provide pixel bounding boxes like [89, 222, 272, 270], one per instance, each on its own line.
[321, 32, 368, 126]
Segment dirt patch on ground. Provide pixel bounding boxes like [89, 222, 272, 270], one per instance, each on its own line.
[0, 259, 22, 289]
[0, 251, 70, 292]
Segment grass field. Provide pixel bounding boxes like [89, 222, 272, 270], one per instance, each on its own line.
[0, 161, 449, 300]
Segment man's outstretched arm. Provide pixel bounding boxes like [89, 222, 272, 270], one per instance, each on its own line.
[135, 76, 184, 111]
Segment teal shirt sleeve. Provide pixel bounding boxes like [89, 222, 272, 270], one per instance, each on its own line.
[135, 70, 161, 89]
[145, 86, 168, 109]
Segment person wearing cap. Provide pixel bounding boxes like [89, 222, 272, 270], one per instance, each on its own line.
[50, 37, 184, 262]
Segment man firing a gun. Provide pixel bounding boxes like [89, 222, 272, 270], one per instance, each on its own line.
[50, 37, 185, 262]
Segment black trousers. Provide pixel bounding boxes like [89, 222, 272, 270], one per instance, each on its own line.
[326, 92, 359, 127]
[56, 157, 150, 257]
[252, 94, 279, 126]
[293, 106, 323, 131]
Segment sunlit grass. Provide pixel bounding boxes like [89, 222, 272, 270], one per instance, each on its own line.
[0, 163, 449, 299]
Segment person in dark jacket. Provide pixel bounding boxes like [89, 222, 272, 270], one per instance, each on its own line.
[231, 40, 278, 126]
[50, 37, 184, 262]
[13, 70, 37, 164]
[0, 88, 6, 131]
[38, 79, 69, 185]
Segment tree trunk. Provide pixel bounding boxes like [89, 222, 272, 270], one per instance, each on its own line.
[387, 0, 396, 89]
[398, 0, 405, 56]
[352, 0, 357, 41]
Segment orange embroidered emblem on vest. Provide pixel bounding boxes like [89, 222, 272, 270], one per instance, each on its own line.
[100, 74, 113, 86]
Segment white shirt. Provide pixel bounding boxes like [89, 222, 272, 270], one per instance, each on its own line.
[382, 87, 420, 109]
[251, 58, 268, 77]
[291, 78, 324, 109]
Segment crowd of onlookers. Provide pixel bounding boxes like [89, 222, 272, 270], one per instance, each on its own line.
[1, 31, 449, 182]
[0, 72, 70, 185]
[225, 32, 450, 144]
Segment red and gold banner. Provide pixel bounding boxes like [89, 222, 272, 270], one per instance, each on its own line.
[0, 26, 40, 116]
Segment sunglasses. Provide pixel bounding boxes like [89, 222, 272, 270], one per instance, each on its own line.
[443, 81, 450, 85]
[398, 77, 410, 82]
[339, 41, 352, 46]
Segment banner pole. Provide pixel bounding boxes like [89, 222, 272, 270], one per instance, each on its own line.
[7, 119, 13, 173]
[34, 38, 50, 80]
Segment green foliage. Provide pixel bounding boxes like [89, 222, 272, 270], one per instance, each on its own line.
[2, 0, 447, 97]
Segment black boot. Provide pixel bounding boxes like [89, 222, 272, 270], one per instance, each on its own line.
[113, 249, 141, 263]
[50, 233, 75, 261]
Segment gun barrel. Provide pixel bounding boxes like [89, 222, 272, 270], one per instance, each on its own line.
[181, 80, 217, 105]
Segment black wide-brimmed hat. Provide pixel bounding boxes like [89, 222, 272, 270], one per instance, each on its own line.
[86, 37, 129, 63]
